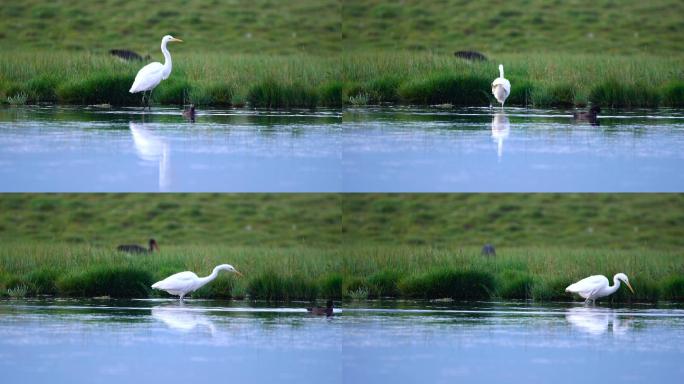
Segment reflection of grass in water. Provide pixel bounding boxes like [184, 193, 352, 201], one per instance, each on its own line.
[342, 53, 684, 107]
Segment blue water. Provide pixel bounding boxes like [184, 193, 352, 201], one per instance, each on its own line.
[2, 106, 684, 192]
[0, 107, 342, 192]
[343, 107, 684, 192]
[1, 300, 683, 384]
[0, 299, 342, 383]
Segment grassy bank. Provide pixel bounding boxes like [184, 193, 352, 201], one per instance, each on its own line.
[0, 52, 341, 108]
[0, 244, 682, 303]
[0, 194, 342, 247]
[0, 0, 340, 55]
[342, 0, 684, 55]
[342, 53, 684, 108]
[0, 194, 682, 302]
[2, 52, 682, 108]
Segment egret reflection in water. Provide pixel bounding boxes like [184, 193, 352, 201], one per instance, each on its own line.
[129, 122, 171, 191]
[151, 303, 216, 335]
[565, 306, 632, 335]
[491, 112, 510, 159]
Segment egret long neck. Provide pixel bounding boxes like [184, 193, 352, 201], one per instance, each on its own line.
[606, 276, 622, 295]
[161, 40, 172, 76]
[498, 65, 504, 78]
[197, 267, 220, 288]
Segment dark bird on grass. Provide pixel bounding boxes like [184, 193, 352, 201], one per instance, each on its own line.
[454, 50, 488, 61]
[573, 105, 601, 126]
[183, 104, 196, 122]
[110, 49, 149, 62]
[307, 300, 334, 316]
[117, 238, 160, 254]
[481, 244, 496, 256]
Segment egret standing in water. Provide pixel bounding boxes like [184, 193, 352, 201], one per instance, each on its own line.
[152, 264, 242, 301]
[565, 273, 635, 304]
[491, 64, 511, 109]
[129, 35, 183, 110]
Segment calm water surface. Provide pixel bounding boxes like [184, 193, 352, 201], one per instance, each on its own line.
[344, 107, 684, 192]
[0, 107, 342, 192]
[344, 301, 684, 383]
[2, 106, 684, 192]
[0, 299, 342, 383]
[1, 300, 683, 383]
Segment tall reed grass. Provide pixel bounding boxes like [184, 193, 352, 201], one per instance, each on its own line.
[1, 244, 681, 303]
[342, 53, 684, 108]
[0, 52, 341, 108]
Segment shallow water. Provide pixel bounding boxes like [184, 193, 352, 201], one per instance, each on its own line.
[0, 299, 343, 383]
[0, 107, 342, 192]
[343, 107, 684, 192]
[2, 106, 684, 192]
[1, 300, 683, 383]
[344, 301, 684, 383]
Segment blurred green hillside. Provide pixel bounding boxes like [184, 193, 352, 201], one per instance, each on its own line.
[0, 0, 341, 54]
[1, 194, 682, 250]
[342, 0, 684, 55]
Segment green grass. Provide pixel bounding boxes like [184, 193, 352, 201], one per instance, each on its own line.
[0, 53, 341, 108]
[342, 0, 684, 55]
[0, 244, 681, 303]
[0, 194, 682, 302]
[0, 0, 340, 55]
[0, 194, 342, 247]
[342, 53, 684, 107]
[2, 2, 683, 107]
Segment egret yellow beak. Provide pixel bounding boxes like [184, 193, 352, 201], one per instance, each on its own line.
[625, 281, 635, 294]
[235, 271, 243, 277]
[171, 38, 183, 43]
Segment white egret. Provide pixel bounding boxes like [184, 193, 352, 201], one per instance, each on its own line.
[129, 35, 183, 110]
[151, 264, 242, 301]
[491, 64, 511, 109]
[565, 273, 635, 304]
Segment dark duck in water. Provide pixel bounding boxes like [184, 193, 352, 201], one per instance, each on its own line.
[117, 238, 159, 254]
[307, 300, 334, 316]
[183, 104, 196, 122]
[573, 105, 601, 126]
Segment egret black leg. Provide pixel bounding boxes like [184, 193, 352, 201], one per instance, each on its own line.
[147, 90, 154, 111]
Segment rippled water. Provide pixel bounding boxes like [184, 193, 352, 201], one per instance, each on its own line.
[1, 300, 682, 384]
[0, 107, 342, 192]
[2, 106, 684, 192]
[343, 107, 684, 192]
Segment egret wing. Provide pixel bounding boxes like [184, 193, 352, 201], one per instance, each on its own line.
[492, 78, 511, 95]
[152, 271, 198, 291]
[566, 275, 608, 294]
[129, 62, 164, 93]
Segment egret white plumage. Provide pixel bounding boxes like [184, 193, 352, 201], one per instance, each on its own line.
[565, 273, 635, 304]
[491, 64, 511, 109]
[151, 264, 242, 301]
[129, 35, 183, 110]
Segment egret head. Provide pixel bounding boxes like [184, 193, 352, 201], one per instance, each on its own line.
[162, 35, 183, 44]
[217, 264, 243, 277]
[616, 273, 635, 294]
